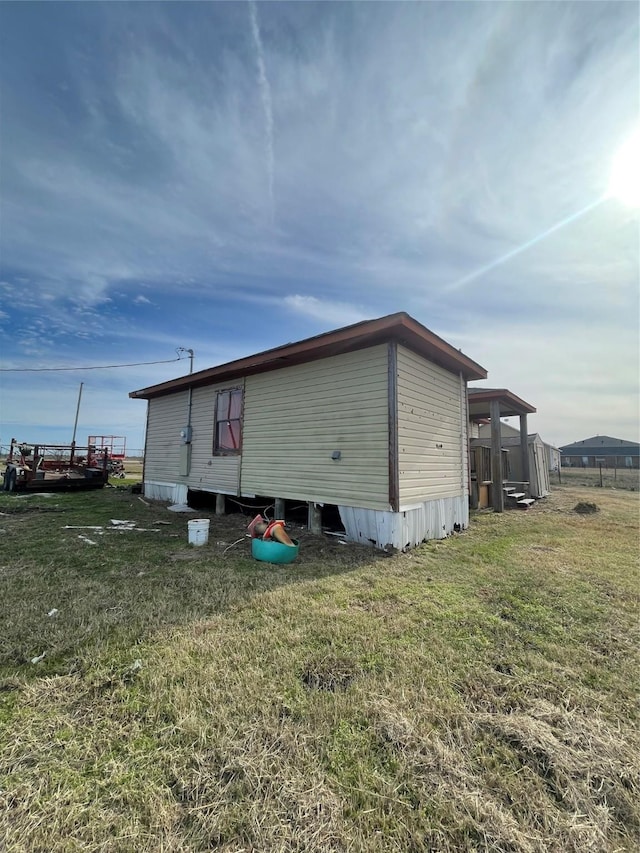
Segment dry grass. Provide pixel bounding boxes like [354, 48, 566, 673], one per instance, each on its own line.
[122, 458, 143, 480]
[1, 485, 638, 852]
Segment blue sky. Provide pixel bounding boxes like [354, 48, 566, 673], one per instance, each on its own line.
[1, 1, 638, 453]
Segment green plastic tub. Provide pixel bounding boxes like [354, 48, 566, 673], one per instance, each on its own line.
[251, 537, 300, 564]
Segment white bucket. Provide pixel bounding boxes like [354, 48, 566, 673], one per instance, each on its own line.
[188, 518, 210, 546]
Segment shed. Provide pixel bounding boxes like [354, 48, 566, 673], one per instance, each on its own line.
[130, 312, 487, 550]
[472, 433, 551, 498]
[477, 422, 561, 473]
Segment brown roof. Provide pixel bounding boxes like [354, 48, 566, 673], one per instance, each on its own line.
[130, 311, 487, 400]
[467, 387, 536, 417]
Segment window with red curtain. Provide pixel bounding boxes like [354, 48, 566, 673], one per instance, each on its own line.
[214, 388, 243, 453]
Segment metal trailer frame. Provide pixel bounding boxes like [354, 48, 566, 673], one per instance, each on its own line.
[2, 438, 109, 493]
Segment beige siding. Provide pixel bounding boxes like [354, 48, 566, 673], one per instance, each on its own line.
[144, 383, 241, 494]
[145, 391, 189, 481]
[241, 345, 390, 510]
[397, 345, 467, 506]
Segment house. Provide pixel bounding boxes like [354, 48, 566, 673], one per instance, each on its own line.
[559, 436, 640, 469]
[130, 312, 487, 550]
[478, 421, 522, 441]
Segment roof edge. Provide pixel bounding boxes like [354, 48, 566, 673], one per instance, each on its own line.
[467, 387, 537, 415]
[130, 312, 487, 399]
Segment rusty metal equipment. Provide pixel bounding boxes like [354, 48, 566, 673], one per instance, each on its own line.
[88, 435, 127, 478]
[2, 438, 109, 493]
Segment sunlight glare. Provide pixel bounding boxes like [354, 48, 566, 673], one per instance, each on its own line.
[608, 128, 640, 207]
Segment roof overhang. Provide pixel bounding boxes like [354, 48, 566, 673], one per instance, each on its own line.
[130, 312, 488, 400]
[468, 387, 536, 419]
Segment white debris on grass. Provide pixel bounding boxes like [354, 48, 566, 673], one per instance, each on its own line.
[47, 608, 59, 618]
[31, 652, 46, 664]
[62, 522, 163, 536]
[109, 525, 162, 533]
[168, 504, 197, 513]
[110, 526, 161, 533]
[108, 519, 160, 532]
[16, 493, 57, 499]
[78, 535, 98, 545]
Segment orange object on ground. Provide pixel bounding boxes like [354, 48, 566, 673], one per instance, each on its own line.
[262, 520, 294, 546]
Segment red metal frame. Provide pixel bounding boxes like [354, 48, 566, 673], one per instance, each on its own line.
[88, 435, 127, 459]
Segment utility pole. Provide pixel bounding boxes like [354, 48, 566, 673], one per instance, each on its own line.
[71, 382, 84, 444]
[177, 347, 194, 374]
[71, 381, 84, 464]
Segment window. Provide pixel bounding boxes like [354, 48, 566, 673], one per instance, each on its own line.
[214, 388, 243, 453]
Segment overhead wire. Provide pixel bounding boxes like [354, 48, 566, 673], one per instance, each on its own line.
[0, 356, 187, 373]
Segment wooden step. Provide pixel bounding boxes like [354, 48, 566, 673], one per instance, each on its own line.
[507, 492, 526, 500]
[517, 498, 535, 509]
[503, 486, 516, 494]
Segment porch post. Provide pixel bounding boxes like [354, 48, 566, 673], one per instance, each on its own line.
[490, 399, 504, 513]
[519, 414, 530, 496]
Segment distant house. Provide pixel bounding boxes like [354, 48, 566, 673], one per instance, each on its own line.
[559, 436, 640, 469]
[130, 313, 487, 550]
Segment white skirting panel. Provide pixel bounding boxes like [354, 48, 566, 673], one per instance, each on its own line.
[339, 495, 469, 551]
[143, 481, 188, 504]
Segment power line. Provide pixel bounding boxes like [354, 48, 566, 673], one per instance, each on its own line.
[0, 356, 187, 373]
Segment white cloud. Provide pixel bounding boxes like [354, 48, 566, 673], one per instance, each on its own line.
[283, 295, 371, 327]
[249, 0, 276, 218]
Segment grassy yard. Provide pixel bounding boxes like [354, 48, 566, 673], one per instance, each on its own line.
[1, 485, 638, 852]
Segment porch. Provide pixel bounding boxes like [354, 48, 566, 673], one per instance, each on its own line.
[468, 388, 537, 513]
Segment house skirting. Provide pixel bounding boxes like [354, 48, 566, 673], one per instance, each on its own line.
[339, 495, 469, 551]
[143, 480, 188, 505]
[142, 481, 468, 550]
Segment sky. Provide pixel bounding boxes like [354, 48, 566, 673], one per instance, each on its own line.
[1, 0, 638, 454]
